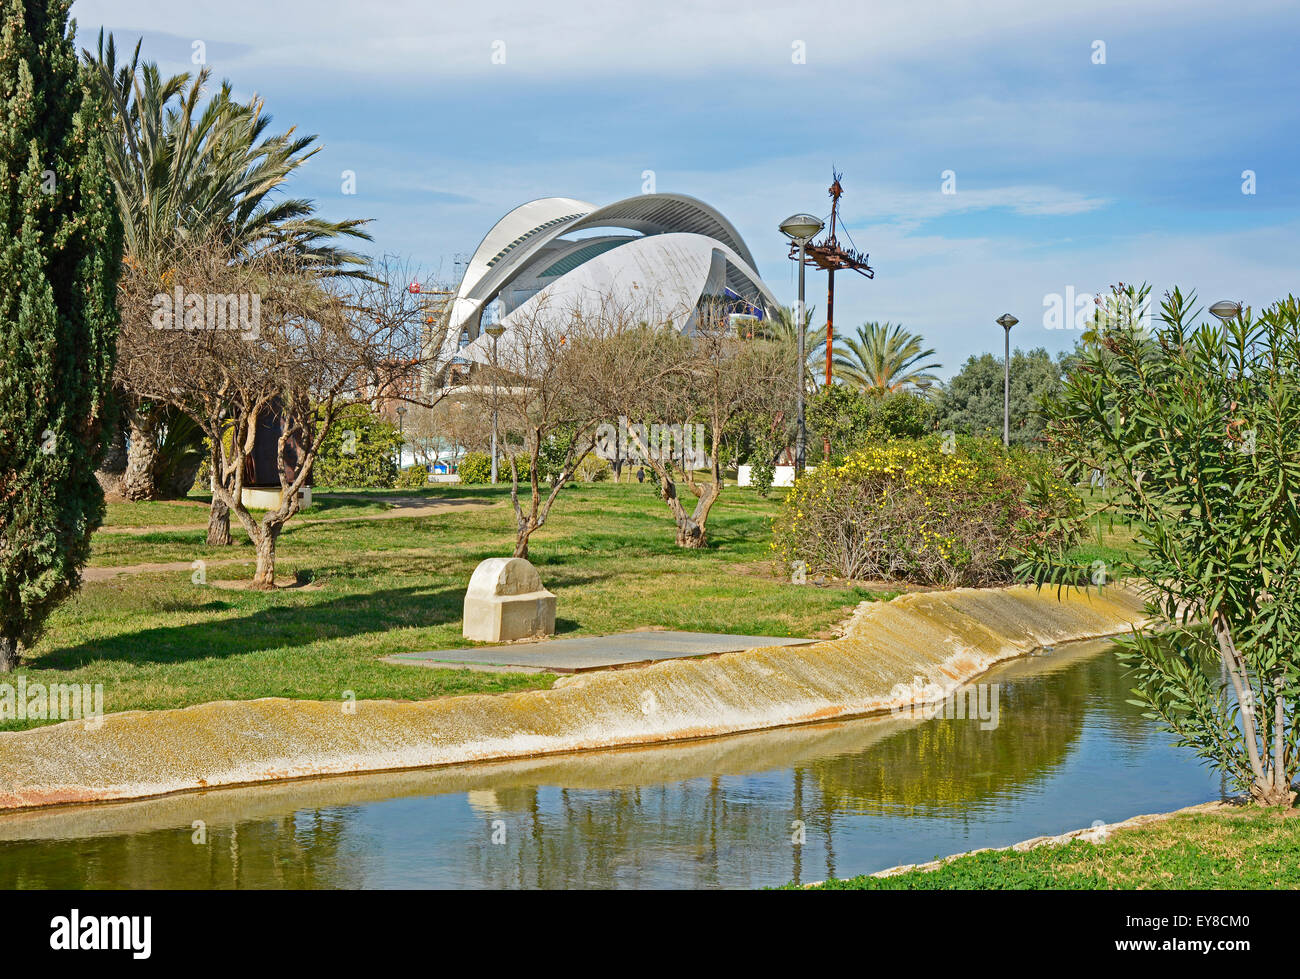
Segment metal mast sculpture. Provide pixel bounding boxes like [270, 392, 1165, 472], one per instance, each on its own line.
[789, 172, 874, 390]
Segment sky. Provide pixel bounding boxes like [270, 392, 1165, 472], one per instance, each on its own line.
[72, 0, 1300, 378]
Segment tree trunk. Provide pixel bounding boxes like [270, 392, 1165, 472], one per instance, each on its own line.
[1250, 776, 1293, 807]
[252, 530, 278, 589]
[0, 636, 18, 673]
[100, 412, 127, 471]
[95, 410, 128, 496]
[121, 406, 159, 501]
[206, 443, 232, 545]
[1274, 675, 1288, 796]
[207, 495, 232, 546]
[665, 477, 715, 548]
[513, 505, 535, 559]
[675, 518, 706, 548]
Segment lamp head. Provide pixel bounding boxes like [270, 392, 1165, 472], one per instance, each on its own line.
[1209, 300, 1242, 322]
[779, 213, 824, 244]
[996, 313, 1018, 330]
[484, 323, 506, 339]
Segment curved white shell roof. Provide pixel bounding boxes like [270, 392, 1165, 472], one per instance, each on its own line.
[458, 232, 771, 369]
[439, 192, 776, 367]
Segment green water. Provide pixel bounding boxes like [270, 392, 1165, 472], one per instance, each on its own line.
[0, 640, 1217, 888]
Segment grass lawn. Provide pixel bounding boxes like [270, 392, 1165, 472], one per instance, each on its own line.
[100, 491, 394, 529]
[801, 806, 1300, 889]
[1072, 486, 1141, 569]
[5, 482, 884, 731]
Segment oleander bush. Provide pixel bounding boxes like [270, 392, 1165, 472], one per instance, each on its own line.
[772, 435, 1078, 587]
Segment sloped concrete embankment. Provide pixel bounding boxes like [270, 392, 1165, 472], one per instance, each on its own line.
[0, 584, 1149, 811]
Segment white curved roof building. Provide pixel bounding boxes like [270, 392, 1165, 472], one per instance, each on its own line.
[436, 193, 778, 372]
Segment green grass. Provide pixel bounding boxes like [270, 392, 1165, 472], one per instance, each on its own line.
[5, 482, 884, 730]
[800, 806, 1300, 889]
[1072, 485, 1141, 569]
[100, 492, 394, 529]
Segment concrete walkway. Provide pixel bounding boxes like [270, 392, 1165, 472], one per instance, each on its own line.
[385, 631, 817, 674]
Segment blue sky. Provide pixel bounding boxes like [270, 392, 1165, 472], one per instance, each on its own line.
[73, 0, 1300, 377]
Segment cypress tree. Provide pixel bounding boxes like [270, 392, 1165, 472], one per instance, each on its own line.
[0, 0, 122, 671]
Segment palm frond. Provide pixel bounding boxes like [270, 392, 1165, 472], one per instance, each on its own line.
[832, 321, 941, 395]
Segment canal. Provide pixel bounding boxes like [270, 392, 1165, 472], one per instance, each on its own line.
[0, 639, 1217, 888]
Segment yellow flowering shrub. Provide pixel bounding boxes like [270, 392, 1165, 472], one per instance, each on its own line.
[771, 435, 1078, 587]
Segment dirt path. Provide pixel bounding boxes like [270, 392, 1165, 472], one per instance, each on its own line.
[97, 495, 491, 536]
[83, 559, 252, 583]
[85, 544, 478, 583]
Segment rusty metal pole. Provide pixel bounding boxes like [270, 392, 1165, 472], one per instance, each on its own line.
[825, 271, 834, 388]
[822, 178, 842, 460]
[823, 269, 834, 460]
[790, 174, 872, 466]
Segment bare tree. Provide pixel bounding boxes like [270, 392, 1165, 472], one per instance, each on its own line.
[472, 302, 614, 558]
[117, 242, 444, 586]
[584, 303, 795, 547]
[403, 395, 492, 472]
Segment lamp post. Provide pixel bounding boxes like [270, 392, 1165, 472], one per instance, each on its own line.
[485, 323, 506, 484]
[780, 212, 825, 476]
[1201, 296, 1242, 795]
[996, 313, 1018, 447]
[395, 405, 407, 471]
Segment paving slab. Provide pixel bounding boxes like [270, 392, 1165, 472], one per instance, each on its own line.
[385, 630, 816, 673]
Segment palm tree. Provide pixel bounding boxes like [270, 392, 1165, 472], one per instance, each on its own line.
[87, 33, 372, 274]
[832, 322, 941, 395]
[757, 304, 826, 391]
[86, 33, 373, 505]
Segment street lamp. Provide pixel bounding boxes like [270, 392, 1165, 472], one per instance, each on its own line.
[779, 212, 825, 475]
[996, 313, 1018, 447]
[395, 405, 407, 471]
[484, 322, 506, 484]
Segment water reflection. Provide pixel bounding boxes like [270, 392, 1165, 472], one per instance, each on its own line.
[0, 640, 1216, 889]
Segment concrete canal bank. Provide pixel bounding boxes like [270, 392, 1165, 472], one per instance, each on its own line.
[0, 584, 1150, 812]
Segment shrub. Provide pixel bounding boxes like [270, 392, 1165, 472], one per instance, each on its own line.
[396, 465, 430, 489]
[771, 435, 1078, 587]
[807, 386, 937, 463]
[313, 405, 401, 488]
[504, 454, 532, 483]
[0, 0, 123, 672]
[938, 347, 1064, 446]
[750, 460, 775, 498]
[575, 454, 612, 482]
[457, 451, 491, 484]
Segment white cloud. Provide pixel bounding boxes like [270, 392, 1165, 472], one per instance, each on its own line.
[73, 0, 1285, 80]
